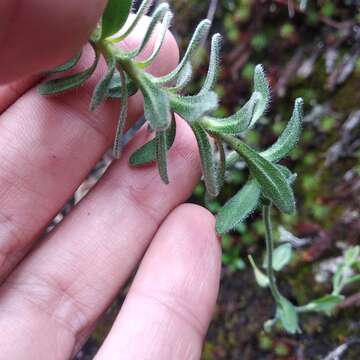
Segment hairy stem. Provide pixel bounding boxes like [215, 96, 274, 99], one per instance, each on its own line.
[263, 203, 283, 305]
[99, 40, 142, 86]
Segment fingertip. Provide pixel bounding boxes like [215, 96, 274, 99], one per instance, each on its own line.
[154, 202, 221, 297]
[171, 203, 217, 240]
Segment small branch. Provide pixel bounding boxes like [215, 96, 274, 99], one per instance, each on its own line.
[263, 203, 283, 304]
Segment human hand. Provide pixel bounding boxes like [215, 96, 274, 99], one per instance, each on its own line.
[0, 1, 221, 359]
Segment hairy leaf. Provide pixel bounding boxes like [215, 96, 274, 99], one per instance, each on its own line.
[106, 71, 138, 98]
[123, 4, 169, 59]
[345, 246, 360, 266]
[261, 98, 303, 162]
[101, 0, 133, 39]
[299, 0, 308, 11]
[49, 51, 82, 74]
[250, 64, 270, 127]
[156, 130, 169, 184]
[215, 135, 226, 191]
[277, 297, 300, 334]
[90, 55, 116, 111]
[264, 243, 293, 271]
[216, 179, 261, 234]
[345, 274, 360, 286]
[167, 62, 193, 92]
[199, 33, 222, 95]
[170, 91, 218, 122]
[248, 255, 270, 288]
[39, 47, 99, 95]
[201, 92, 260, 134]
[130, 116, 176, 166]
[221, 135, 296, 214]
[301, 295, 344, 315]
[155, 19, 211, 85]
[90, 23, 102, 42]
[276, 164, 298, 185]
[192, 124, 224, 198]
[333, 263, 346, 295]
[137, 11, 173, 68]
[114, 0, 154, 41]
[139, 74, 171, 131]
[113, 67, 129, 158]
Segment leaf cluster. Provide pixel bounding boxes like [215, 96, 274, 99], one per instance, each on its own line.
[38, 0, 305, 335]
[251, 229, 360, 334]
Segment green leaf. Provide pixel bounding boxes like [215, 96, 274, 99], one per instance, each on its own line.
[264, 318, 277, 333]
[250, 64, 270, 127]
[345, 274, 360, 286]
[106, 71, 138, 98]
[277, 297, 300, 334]
[222, 135, 296, 214]
[114, 0, 154, 41]
[345, 246, 360, 266]
[123, 4, 169, 59]
[156, 130, 169, 184]
[169, 92, 218, 123]
[248, 255, 270, 288]
[90, 23, 103, 42]
[167, 62, 193, 92]
[199, 33, 222, 95]
[301, 295, 344, 315]
[214, 135, 226, 195]
[261, 98, 304, 162]
[264, 243, 293, 271]
[216, 179, 261, 234]
[332, 263, 346, 295]
[49, 51, 82, 74]
[39, 46, 99, 95]
[156, 19, 211, 85]
[137, 11, 173, 68]
[113, 67, 129, 158]
[299, 0, 308, 11]
[201, 91, 260, 134]
[276, 165, 297, 185]
[101, 0, 133, 39]
[129, 117, 176, 166]
[139, 74, 171, 131]
[90, 55, 116, 111]
[191, 124, 224, 198]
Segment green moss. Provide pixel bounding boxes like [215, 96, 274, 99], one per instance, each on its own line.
[274, 343, 290, 357]
[332, 75, 360, 112]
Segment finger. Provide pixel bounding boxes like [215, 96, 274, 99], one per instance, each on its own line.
[96, 204, 221, 360]
[0, 21, 179, 281]
[0, 76, 41, 114]
[0, 117, 201, 359]
[0, 0, 107, 84]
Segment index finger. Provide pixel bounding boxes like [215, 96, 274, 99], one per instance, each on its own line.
[0, 0, 106, 84]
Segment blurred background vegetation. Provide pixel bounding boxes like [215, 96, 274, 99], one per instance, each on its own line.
[77, 1, 360, 359]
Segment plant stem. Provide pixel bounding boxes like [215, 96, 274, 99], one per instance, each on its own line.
[99, 40, 142, 87]
[263, 203, 283, 305]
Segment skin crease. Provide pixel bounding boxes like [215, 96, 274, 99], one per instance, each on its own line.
[0, 2, 222, 359]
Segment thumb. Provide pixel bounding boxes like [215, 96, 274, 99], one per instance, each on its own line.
[0, 0, 107, 84]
